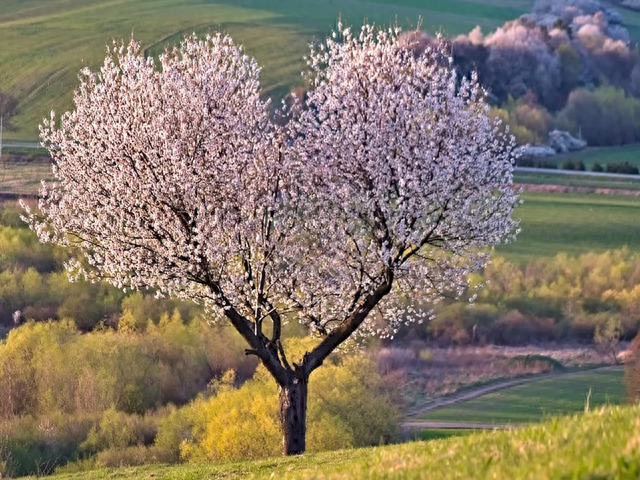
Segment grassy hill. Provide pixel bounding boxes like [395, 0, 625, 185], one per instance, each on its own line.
[3, 1, 640, 142]
[0, 0, 533, 141]
[16, 405, 640, 480]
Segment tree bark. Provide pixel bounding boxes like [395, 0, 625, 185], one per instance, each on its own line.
[279, 375, 308, 455]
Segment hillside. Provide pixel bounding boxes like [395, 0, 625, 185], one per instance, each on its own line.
[18, 406, 640, 480]
[0, 0, 534, 141]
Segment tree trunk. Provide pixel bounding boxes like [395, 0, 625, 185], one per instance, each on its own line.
[279, 376, 308, 455]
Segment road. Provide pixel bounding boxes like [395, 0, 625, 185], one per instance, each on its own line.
[2, 141, 43, 149]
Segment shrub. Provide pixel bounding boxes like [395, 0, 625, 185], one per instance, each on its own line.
[81, 408, 157, 455]
[490, 311, 557, 345]
[171, 354, 401, 463]
[419, 349, 434, 363]
[0, 413, 97, 477]
[605, 162, 640, 175]
[377, 347, 419, 373]
[96, 445, 173, 468]
[561, 159, 585, 171]
[0, 319, 253, 420]
[508, 354, 564, 372]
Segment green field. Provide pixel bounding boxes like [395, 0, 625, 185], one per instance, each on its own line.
[498, 192, 640, 261]
[514, 170, 640, 191]
[0, 0, 534, 141]
[550, 144, 640, 169]
[2, 166, 640, 260]
[16, 406, 640, 480]
[420, 368, 624, 425]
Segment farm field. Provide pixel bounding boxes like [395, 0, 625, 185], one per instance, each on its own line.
[3, 164, 640, 261]
[420, 368, 624, 425]
[16, 406, 640, 480]
[514, 170, 640, 191]
[497, 192, 640, 261]
[0, 160, 52, 196]
[549, 144, 640, 169]
[0, 0, 533, 141]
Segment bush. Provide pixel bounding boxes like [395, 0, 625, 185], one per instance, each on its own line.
[96, 445, 173, 468]
[490, 311, 557, 345]
[81, 408, 157, 455]
[605, 162, 639, 175]
[515, 158, 558, 169]
[491, 99, 552, 146]
[171, 354, 401, 463]
[508, 354, 564, 372]
[560, 159, 585, 171]
[0, 319, 253, 420]
[0, 413, 97, 477]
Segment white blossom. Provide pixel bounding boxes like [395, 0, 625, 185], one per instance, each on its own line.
[24, 27, 518, 382]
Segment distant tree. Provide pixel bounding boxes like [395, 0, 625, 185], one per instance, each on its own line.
[594, 317, 622, 365]
[626, 329, 640, 403]
[592, 162, 604, 172]
[557, 87, 640, 146]
[25, 27, 518, 455]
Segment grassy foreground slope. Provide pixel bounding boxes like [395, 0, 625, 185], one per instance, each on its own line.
[0, 0, 532, 141]
[23, 406, 640, 480]
[422, 368, 624, 424]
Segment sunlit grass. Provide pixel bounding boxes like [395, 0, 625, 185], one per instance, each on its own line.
[20, 405, 640, 480]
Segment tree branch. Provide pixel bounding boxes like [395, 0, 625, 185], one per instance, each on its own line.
[303, 269, 394, 376]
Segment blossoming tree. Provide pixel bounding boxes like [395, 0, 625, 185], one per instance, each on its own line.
[24, 25, 519, 455]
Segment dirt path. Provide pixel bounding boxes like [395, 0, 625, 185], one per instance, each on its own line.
[404, 365, 620, 427]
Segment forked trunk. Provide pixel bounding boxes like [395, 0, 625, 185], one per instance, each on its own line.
[279, 376, 308, 455]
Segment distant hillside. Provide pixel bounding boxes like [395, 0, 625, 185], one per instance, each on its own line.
[1, 0, 534, 141]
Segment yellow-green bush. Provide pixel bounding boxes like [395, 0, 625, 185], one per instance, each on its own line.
[409, 249, 640, 346]
[0, 318, 253, 419]
[166, 353, 401, 463]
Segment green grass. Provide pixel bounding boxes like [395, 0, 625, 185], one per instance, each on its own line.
[416, 428, 476, 441]
[0, 0, 535, 141]
[498, 192, 640, 261]
[17, 405, 640, 480]
[420, 368, 624, 425]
